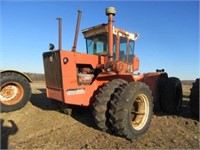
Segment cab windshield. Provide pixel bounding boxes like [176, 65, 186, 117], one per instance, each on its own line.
[119, 37, 135, 63]
[86, 34, 135, 63]
[86, 34, 108, 56]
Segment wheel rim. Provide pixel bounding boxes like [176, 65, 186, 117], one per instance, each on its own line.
[0, 82, 24, 105]
[131, 94, 149, 130]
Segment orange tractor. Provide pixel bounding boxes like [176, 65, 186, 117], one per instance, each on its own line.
[43, 7, 182, 140]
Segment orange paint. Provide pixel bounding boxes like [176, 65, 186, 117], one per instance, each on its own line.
[43, 7, 169, 107]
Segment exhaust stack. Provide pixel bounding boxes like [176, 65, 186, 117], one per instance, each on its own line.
[106, 7, 116, 61]
[56, 18, 62, 50]
[72, 10, 82, 52]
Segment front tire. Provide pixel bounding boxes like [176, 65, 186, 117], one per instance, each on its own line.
[0, 72, 31, 112]
[109, 82, 153, 140]
[92, 79, 127, 132]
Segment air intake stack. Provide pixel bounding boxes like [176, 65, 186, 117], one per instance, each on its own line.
[105, 7, 116, 61]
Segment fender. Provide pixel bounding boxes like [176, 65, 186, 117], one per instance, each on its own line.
[0, 70, 33, 83]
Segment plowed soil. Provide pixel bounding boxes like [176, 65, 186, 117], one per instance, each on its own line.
[1, 81, 199, 149]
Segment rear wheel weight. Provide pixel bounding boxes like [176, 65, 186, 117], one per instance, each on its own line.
[0, 72, 31, 112]
[109, 82, 153, 140]
[92, 79, 127, 132]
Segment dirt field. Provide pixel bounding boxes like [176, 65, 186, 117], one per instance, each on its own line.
[1, 81, 199, 149]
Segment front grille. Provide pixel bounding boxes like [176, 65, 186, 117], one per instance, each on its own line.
[43, 51, 62, 89]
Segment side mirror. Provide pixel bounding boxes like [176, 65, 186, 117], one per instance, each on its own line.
[49, 43, 55, 51]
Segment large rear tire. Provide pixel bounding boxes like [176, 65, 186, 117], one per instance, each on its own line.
[0, 72, 31, 112]
[92, 79, 127, 132]
[189, 78, 199, 118]
[160, 77, 182, 114]
[109, 82, 153, 140]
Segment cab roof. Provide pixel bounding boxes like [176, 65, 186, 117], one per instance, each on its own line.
[82, 23, 139, 41]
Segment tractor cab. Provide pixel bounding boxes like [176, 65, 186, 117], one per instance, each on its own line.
[82, 24, 138, 63]
[82, 23, 140, 73]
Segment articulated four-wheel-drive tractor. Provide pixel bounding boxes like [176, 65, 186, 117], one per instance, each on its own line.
[43, 7, 182, 140]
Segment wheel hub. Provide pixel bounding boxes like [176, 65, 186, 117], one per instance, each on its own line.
[0, 82, 24, 105]
[0, 85, 18, 102]
[131, 94, 149, 130]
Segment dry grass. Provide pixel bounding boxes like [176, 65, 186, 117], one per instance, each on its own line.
[182, 84, 192, 98]
[181, 81, 193, 98]
[25, 73, 45, 81]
